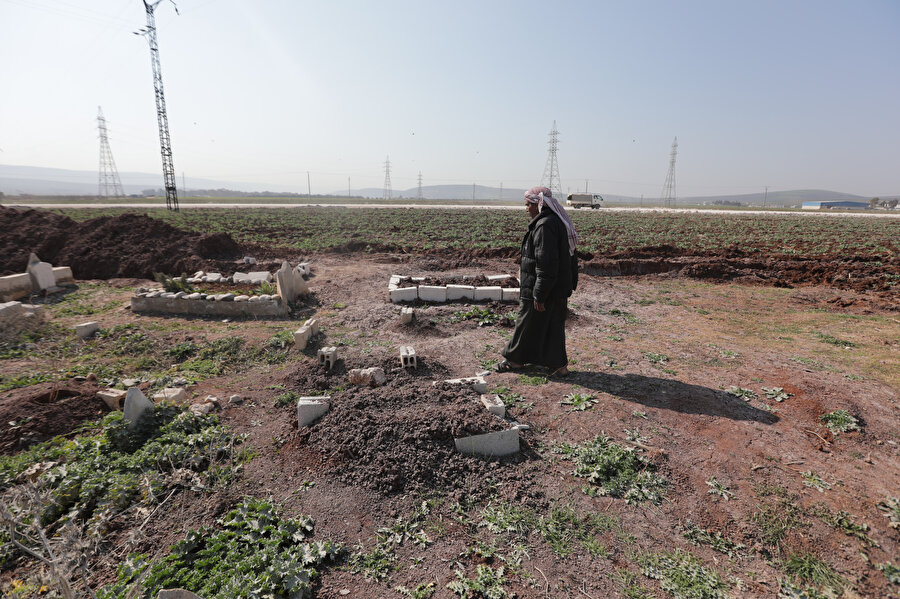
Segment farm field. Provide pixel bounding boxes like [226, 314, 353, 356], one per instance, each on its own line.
[1, 206, 898, 599]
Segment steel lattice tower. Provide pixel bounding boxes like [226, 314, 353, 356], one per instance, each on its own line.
[540, 120, 562, 197]
[417, 172, 423, 201]
[382, 156, 392, 200]
[97, 107, 125, 200]
[136, 0, 179, 211]
[661, 136, 678, 208]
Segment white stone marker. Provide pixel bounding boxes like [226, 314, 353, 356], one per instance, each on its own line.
[454, 428, 520, 457]
[474, 286, 503, 302]
[400, 307, 414, 324]
[389, 286, 417, 303]
[293, 325, 312, 350]
[400, 346, 417, 369]
[318, 346, 338, 369]
[297, 396, 330, 427]
[304, 318, 319, 336]
[76, 322, 99, 340]
[501, 288, 520, 302]
[123, 388, 154, 429]
[438, 376, 488, 394]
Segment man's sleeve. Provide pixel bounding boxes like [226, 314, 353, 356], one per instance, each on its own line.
[532, 222, 559, 302]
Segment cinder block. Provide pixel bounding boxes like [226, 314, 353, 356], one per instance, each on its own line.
[318, 346, 338, 369]
[389, 286, 418, 303]
[486, 274, 513, 282]
[417, 285, 447, 303]
[437, 376, 488, 394]
[400, 346, 417, 369]
[153, 387, 187, 402]
[454, 428, 520, 457]
[293, 326, 311, 349]
[501, 288, 520, 302]
[297, 396, 330, 427]
[0, 273, 33, 301]
[400, 307, 414, 324]
[97, 388, 127, 410]
[474, 286, 503, 301]
[446, 285, 475, 301]
[52, 266, 74, 284]
[480, 394, 506, 418]
[304, 318, 319, 336]
[76, 322, 99, 340]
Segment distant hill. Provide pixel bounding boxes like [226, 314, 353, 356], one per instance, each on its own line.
[2, 164, 894, 205]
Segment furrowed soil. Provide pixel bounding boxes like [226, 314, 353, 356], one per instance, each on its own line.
[1, 207, 898, 599]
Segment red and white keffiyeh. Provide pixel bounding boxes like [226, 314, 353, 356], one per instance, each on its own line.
[524, 186, 578, 256]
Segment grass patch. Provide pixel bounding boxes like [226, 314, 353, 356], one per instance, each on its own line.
[519, 374, 548, 386]
[749, 496, 807, 551]
[555, 434, 666, 504]
[561, 392, 598, 411]
[815, 332, 856, 348]
[450, 306, 514, 327]
[447, 564, 508, 598]
[682, 522, 745, 557]
[780, 552, 844, 596]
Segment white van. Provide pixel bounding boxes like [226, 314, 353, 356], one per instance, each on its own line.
[566, 193, 604, 209]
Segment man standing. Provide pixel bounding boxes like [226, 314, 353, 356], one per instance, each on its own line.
[496, 186, 578, 377]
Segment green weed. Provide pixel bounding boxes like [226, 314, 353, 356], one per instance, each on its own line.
[638, 549, 730, 599]
[396, 582, 437, 598]
[876, 562, 899, 585]
[815, 332, 856, 348]
[561, 392, 597, 411]
[810, 505, 878, 547]
[447, 565, 508, 598]
[706, 477, 735, 501]
[780, 552, 844, 596]
[762, 387, 792, 402]
[519, 374, 547, 386]
[682, 522, 745, 557]
[800, 471, 831, 492]
[725, 386, 757, 401]
[819, 410, 859, 433]
[877, 496, 900, 530]
[555, 435, 666, 504]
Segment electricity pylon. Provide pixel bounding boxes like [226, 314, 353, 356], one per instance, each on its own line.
[97, 107, 125, 200]
[383, 156, 392, 200]
[661, 136, 678, 208]
[135, 0, 179, 211]
[540, 120, 562, 197]
[417, 172, 423, 201]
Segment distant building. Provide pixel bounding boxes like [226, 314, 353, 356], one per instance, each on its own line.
[801, 201, 870, 210]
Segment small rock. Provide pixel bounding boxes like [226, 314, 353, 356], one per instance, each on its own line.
[189, 403, 214, 416]
[228, 394, 243, 404]
[86, 372, 98, 382]
[172, 377, 188, 387]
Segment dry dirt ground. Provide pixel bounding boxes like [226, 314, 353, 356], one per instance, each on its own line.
[1, 251, 899, 598]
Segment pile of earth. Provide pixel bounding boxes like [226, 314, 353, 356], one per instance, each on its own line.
[298, 376, 517, 496]
[0, 207, 242, 280]
[0, 381, 110, 454]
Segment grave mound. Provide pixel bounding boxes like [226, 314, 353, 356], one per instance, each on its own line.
[0, 380, 110, 454]
[300, 377, 515, 495]
[0, 207, 242, 279]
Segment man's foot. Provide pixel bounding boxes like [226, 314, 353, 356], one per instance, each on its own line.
[549, 366, 570, 378]
[495, 359, 523, 373]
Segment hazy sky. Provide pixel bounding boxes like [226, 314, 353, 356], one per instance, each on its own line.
[1, 0, 898, 197]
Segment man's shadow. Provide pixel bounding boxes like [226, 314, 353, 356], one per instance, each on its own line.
[573, 371, 779, 424]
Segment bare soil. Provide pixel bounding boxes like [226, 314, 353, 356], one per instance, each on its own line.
[1, 219, 898, 597]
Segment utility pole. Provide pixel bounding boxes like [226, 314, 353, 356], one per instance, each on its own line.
[585, 179, 588, 193]
[348, 177, 351, 198]
[307, 171, 311, 201]
[97, 106, 125, 200]
[499, 182, 503, 202]
[417, 172, 423, 201]
[764, 186, 769, 208]
[472, 183, 476, 204]
[135, 0, 179, 211]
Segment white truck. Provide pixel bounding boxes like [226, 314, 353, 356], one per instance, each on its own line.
[566, 193, 604, 209]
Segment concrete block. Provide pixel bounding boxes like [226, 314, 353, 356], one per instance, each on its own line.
[438, 376, 488, 394]
[501, 287, 520, 302]
[304, 318, 319, 336]
[487, 274, 513, 282]
[400, 346, 417, 369]
[293, 325, 311, 349]
[0, 273, 33, 301]
[446, 285, 475, 301]
[153, 387, 187, 402]
[97, 388, 127, 410]
[318, 346, 338, 369]
[52, 266, 74, 284]
[389, 286, 417, 303]
[348, 367, 387, 387]
[297, 262, 311, 276]
[400, 307, 414, 324]
[27, 254, 56, 291]
[454, 427, 520, 458]
[474, 286, 503, 302]
[206, 273, 223, 283]
[76, 321, 99, 340]
[123, 388, 154, 429]
[480, 394, 506, 418]
[418, 285, 447, 303]
[297, 396, 331, 427]
[234, 271, 271, 284]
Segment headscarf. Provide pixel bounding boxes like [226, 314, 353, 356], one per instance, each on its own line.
[524, 186, 578, 256]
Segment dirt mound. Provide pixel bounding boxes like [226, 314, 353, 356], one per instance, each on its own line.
[0, 381, 109, 454]
[0, 207, 242, 279]
[301, 377, 514, 495]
